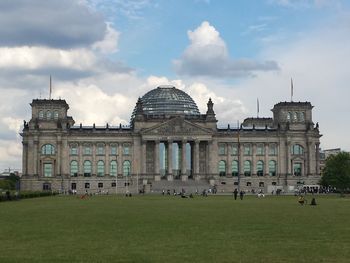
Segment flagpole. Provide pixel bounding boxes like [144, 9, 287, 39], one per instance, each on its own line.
[237, 120, 240, 192]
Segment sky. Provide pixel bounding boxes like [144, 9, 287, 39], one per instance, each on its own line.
[0, 0, 350, 172]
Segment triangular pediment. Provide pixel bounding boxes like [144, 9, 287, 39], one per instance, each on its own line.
[141, 117, 212, 136]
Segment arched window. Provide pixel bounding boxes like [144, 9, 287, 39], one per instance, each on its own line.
[287, 112, 292, 121]
[269, 160, 277, 176]
[41, 144, 55, 155]
[70, 161, 78, 177]
[299, 112, 305, 122]
[218, 160, 226, 176]
[292, 144, 304, 155]
[54, 111, 59, 119]
[123, 160, 131, 176]
[244, 160, 251, 176]
[46, 110, 52, 119]
[231, 160, 239, 176]
[39, 111, 44, 119]
[293, 112, 298, 122]
[257, 160, 264, 176]
[110, 161, 117, 176]
[97, 161, 104, 176]
[84, 160, 92, 177]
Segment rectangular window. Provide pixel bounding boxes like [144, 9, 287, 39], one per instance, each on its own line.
[293, 163, 302, 176]
[269, 144, 277, 156]
[71, 183, 77, 190]
[98, 183, 103, 188]
[218, 144, 226, 155]
[111, 182, 116, 187]
[110, 145, 117, 155]
[84, 146, 91, 155]
[244, 145, 251, 156]
[43, 183, 51, 191]
[70, 146, 78, 155]
[256, 144, 264, 155]
[97, 146, 105, 155]
[246, 182, 251, 186]
[44, 163, 53, 177]
[123, 145, 130, 155]
[231, 144, 238, 156]
[85, 183, 90, 189]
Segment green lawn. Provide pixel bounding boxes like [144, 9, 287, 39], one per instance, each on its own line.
[0, 195, 349, 263]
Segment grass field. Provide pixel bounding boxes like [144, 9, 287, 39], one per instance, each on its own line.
[0, 194, 349, 263]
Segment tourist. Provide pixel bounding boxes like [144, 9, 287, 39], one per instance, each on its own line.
[239, 190, 244, 200]
[233, 189, 238, 200]
[298, 195, 305, 205]
[310, 198, 317, 206]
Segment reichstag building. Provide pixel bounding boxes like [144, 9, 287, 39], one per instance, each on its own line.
[20, 85, 322, 193]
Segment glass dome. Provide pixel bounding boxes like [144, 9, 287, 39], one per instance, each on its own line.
[131, 86, 200, 120]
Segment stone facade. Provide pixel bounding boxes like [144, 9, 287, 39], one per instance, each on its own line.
[20, 86, 322, 194]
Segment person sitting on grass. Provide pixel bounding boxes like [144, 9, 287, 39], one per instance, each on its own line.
[298, 195, 306, 205]
[310, 197, 317, 206]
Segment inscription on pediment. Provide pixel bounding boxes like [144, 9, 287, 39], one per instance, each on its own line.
[144, 118, 210, 136]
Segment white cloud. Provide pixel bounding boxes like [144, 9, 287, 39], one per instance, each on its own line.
[174, 21, 278, 78]
[92, 23, 120, 54]
[0, 47, 97, 71]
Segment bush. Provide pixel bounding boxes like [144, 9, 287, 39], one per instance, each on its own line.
[0, 191, 58, 202]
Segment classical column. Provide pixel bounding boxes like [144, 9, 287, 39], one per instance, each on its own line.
[56, 136, 62, 176]
[118, 143, 123, 176]
[316, 143, 320, 175]
[239, 143, 244, 177]
[154, 140, 160, 175]
[141, 140, 147, 175]
[56, 139, 61, 176]
[194, 140, 200, 176]
[79, 143, 83, 176]
[92, 144, 96, 176]
[227, 143, 232, 177]
[167, 140, 173, 175]
[286, 141, 291, 176]
[252, 143, 256, 176]
[307, 141, 312, 175]
[33, 139, 38, 176]
[22, 142, 28, 175]
[105, 143, 110, 176]
[264, 143, 268, 176]
[181, 140, 187, 175]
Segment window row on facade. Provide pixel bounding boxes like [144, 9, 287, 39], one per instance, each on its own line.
[40, 143, 131, 156]
[218, 143, 305, 156]
[38, 110, 60, 120]
[286, 111, 305, 122]
[217, 160, 303, 177]
[69, 160, 131, 177]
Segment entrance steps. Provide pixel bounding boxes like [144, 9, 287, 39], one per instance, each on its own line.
[150, 179, 211, 194]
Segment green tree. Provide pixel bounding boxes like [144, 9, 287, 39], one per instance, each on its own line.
[321, 152, 350, 195]
[0, 173, 20, 190]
